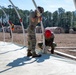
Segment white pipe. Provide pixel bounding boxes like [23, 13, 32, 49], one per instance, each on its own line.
[0, 9, 5, 42]
[9, 0, 25, 46]
[73, 0, 76, 9]
[2, 25, 5, 42]
[0, 5, 13, 42]
[32, 0, 45, 53]
[0, 16, 5, 42]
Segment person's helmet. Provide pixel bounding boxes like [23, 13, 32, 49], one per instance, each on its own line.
[45, 29, 52, 39]
[37, 6, 44, 14]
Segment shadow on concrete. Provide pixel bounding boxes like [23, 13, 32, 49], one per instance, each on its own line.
[0, 46, 25, 55]
[36, 54, 50, 63]
[0, 54, 51, 73]
[0, 56, 34, 73]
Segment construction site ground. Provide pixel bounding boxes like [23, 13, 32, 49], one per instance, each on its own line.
[0, 41, 76, 75]
[0, 32, 76, 57]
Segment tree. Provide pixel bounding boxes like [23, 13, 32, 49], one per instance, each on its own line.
[65, 11, 72, 33]
[53, 11, 58, 27]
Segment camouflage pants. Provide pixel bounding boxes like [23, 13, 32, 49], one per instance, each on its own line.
[38, 42, 54, 49]
[28, 34, 36, 53]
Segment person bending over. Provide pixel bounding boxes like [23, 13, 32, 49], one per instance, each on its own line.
[38, 29, 57, 54]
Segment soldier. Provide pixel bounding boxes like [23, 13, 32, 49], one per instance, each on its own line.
[38, 29, 57, 54]
[27, 6, 44, 57]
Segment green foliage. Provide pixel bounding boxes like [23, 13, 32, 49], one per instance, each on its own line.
[0, 7, 76, 32]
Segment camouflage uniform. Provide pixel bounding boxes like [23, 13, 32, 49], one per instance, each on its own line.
[27, 6, 44, 57]
[27, 11, 40, 53]
[45, 32, 55, 53]
[38, 32, 56, 54]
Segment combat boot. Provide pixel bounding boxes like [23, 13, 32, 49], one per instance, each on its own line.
[27, 50, 32, 57]
[32, 52, 42, 58]
[51, 50, 54, 54]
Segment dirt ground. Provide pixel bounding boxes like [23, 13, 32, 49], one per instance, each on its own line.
[0, 32, 76, 56]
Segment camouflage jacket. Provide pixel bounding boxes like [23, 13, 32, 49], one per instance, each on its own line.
[28, 11, 39, 35]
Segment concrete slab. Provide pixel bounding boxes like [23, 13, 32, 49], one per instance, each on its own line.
[0, 41, 76, 75]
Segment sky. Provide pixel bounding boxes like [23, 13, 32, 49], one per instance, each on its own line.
[0, 0, 76, 12]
